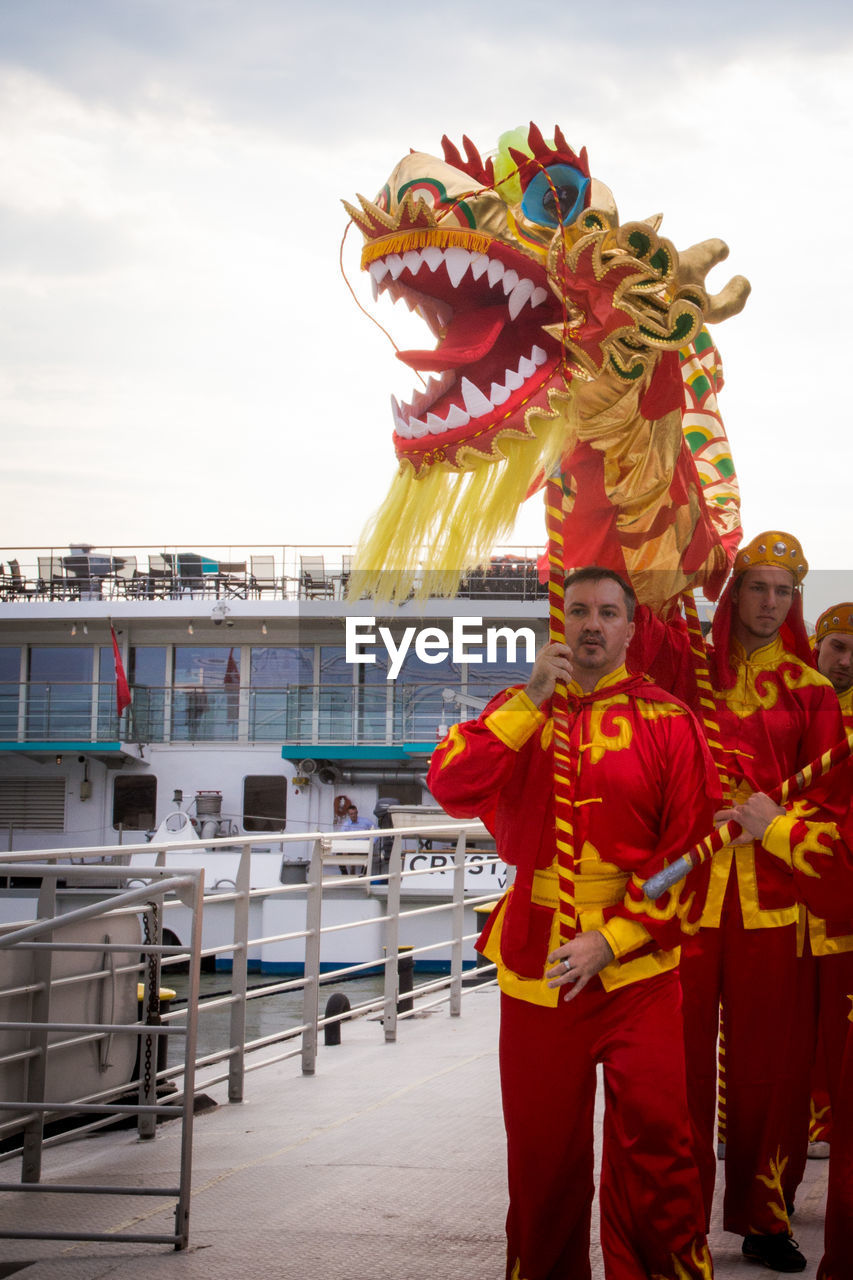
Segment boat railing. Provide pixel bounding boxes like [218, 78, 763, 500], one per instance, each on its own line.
[0, 820, 500, 1249]
[0, 679, 520, 749]
[0, 544, 548, 603]
[0, 859, 205, 1249]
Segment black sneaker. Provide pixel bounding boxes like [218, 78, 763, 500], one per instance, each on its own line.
[742, 1234, 806, 1272]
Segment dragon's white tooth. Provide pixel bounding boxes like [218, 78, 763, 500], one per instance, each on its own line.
[518, 355, 536, 378]
[435, 303, 453, 329]
[421, 246, 444, 272]
[385, 280, 403, 303]
[507, 278, 535, 320]
[444, 247, 472, 288]
[531, 345, 548, 367]
[489, 380, 511, 406]
[402, 249, 423, 274]
[392, 399, 412, 438]
[530, 286, 549, 308]
[412, 387, 430, 414]
[369, 259, 390, 284]
[386, 254, 405, 280]
[416, 302, 442, 338]
[503, 368, 524, 391]
[426, 412, 448, 435]
[470, 253, 489, 280]
[408, 416, 429, 438]
[501, 269, 519, 296]
[371, 274, 380, 302]
[460, 377, 493, 418]
[487, 258, 505, 288]
[443, 404, 470, 429]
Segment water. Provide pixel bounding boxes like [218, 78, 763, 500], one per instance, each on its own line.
[161, 970, 387, 1068]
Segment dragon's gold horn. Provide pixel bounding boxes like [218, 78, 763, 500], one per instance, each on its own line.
[677, 238, 751, 324]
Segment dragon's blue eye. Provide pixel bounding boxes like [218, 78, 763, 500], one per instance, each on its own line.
[521, 165, 589, 228]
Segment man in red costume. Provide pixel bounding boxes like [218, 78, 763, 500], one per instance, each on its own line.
[719, 785, 853, 1280]
[632, 531, 843, 1272]
[785, 604, 853, 1187]
[811, 604, 853, 1141]
[428, 567, 718, 1280]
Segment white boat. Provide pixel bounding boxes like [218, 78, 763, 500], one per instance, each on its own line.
[0, 543, 543, 968]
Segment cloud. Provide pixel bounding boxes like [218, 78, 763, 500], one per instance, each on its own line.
[0, 2, 851, 584]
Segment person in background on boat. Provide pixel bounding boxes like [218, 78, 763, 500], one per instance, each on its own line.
[783, 603, 853, 1191]
[333, 794, 355, 827]
[428, 567, 718, 1280]
[715, 783, 853, 1280]
[340, 804, 372, 831]
[629, 531, 843, 1273]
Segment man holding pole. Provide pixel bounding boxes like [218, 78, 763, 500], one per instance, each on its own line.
[634, 531, 843, 1271]
[721, 772, 853, 1280]
[428, 567, 718, 1280]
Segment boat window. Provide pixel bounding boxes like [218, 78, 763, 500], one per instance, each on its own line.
[249, 648, 313, 742]
[113, 775, 157, 831]
[29, 646, 93, 682]
[393, 647, 463, 745]
[0, 647, 21, 738]
[129, 646, 167, 686]
[243, 775, 287, 832]
[173, 646, 241, 741]
[464, 631, 540, 704]
[27, 647, 94, 739]
[249, 647, 313, 685]
[128, 647, 167, 740]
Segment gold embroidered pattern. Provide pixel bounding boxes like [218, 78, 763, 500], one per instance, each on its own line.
[752, 1147, 791, 1232]
[436, 723, 466, 770]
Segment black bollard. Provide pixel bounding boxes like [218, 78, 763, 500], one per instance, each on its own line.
[397, 945, 414, 1014]
[323, 991, 351, 1046]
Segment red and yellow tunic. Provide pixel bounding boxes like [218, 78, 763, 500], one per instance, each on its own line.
[698, 636, 842, 929]
[427, 664, 719, 1007]
[799, 685, 853, 955]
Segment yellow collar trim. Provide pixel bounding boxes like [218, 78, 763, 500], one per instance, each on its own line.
[730, 634, 785, 667]
[567, 663, 629, 697]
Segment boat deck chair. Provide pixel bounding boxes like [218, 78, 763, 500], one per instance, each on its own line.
[37, 555, 66, 600]
[300, 556, 335, 599]
[7, 560, 33, 599]
[112, 554, 139, 597]
[147, 553, 175, 598]
[250, 555, 277, 597]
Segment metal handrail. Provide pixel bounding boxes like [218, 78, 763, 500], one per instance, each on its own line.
[0, 818, 501, 1250]
[0, 861, 204, 1249]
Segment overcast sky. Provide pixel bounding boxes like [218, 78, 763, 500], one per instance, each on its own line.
[1, 0, 852, 613]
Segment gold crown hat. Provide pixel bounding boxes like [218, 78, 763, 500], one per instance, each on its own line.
[733, 530, 808, 586]
[815, 603, 853, 642]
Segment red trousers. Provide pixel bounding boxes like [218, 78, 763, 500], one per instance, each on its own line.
[783, 944, 853, 1201]
[680, 895, 800, 1236]
[499, 973, 711, 1280]
[817, 1016, 853, 1280]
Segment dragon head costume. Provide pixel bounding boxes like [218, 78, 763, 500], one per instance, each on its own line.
[344, 124, 750, 607]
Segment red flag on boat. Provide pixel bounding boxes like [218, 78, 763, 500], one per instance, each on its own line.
[111, 626, 131, 720]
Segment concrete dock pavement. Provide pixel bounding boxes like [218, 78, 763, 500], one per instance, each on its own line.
[0, 983, 829, 1279]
